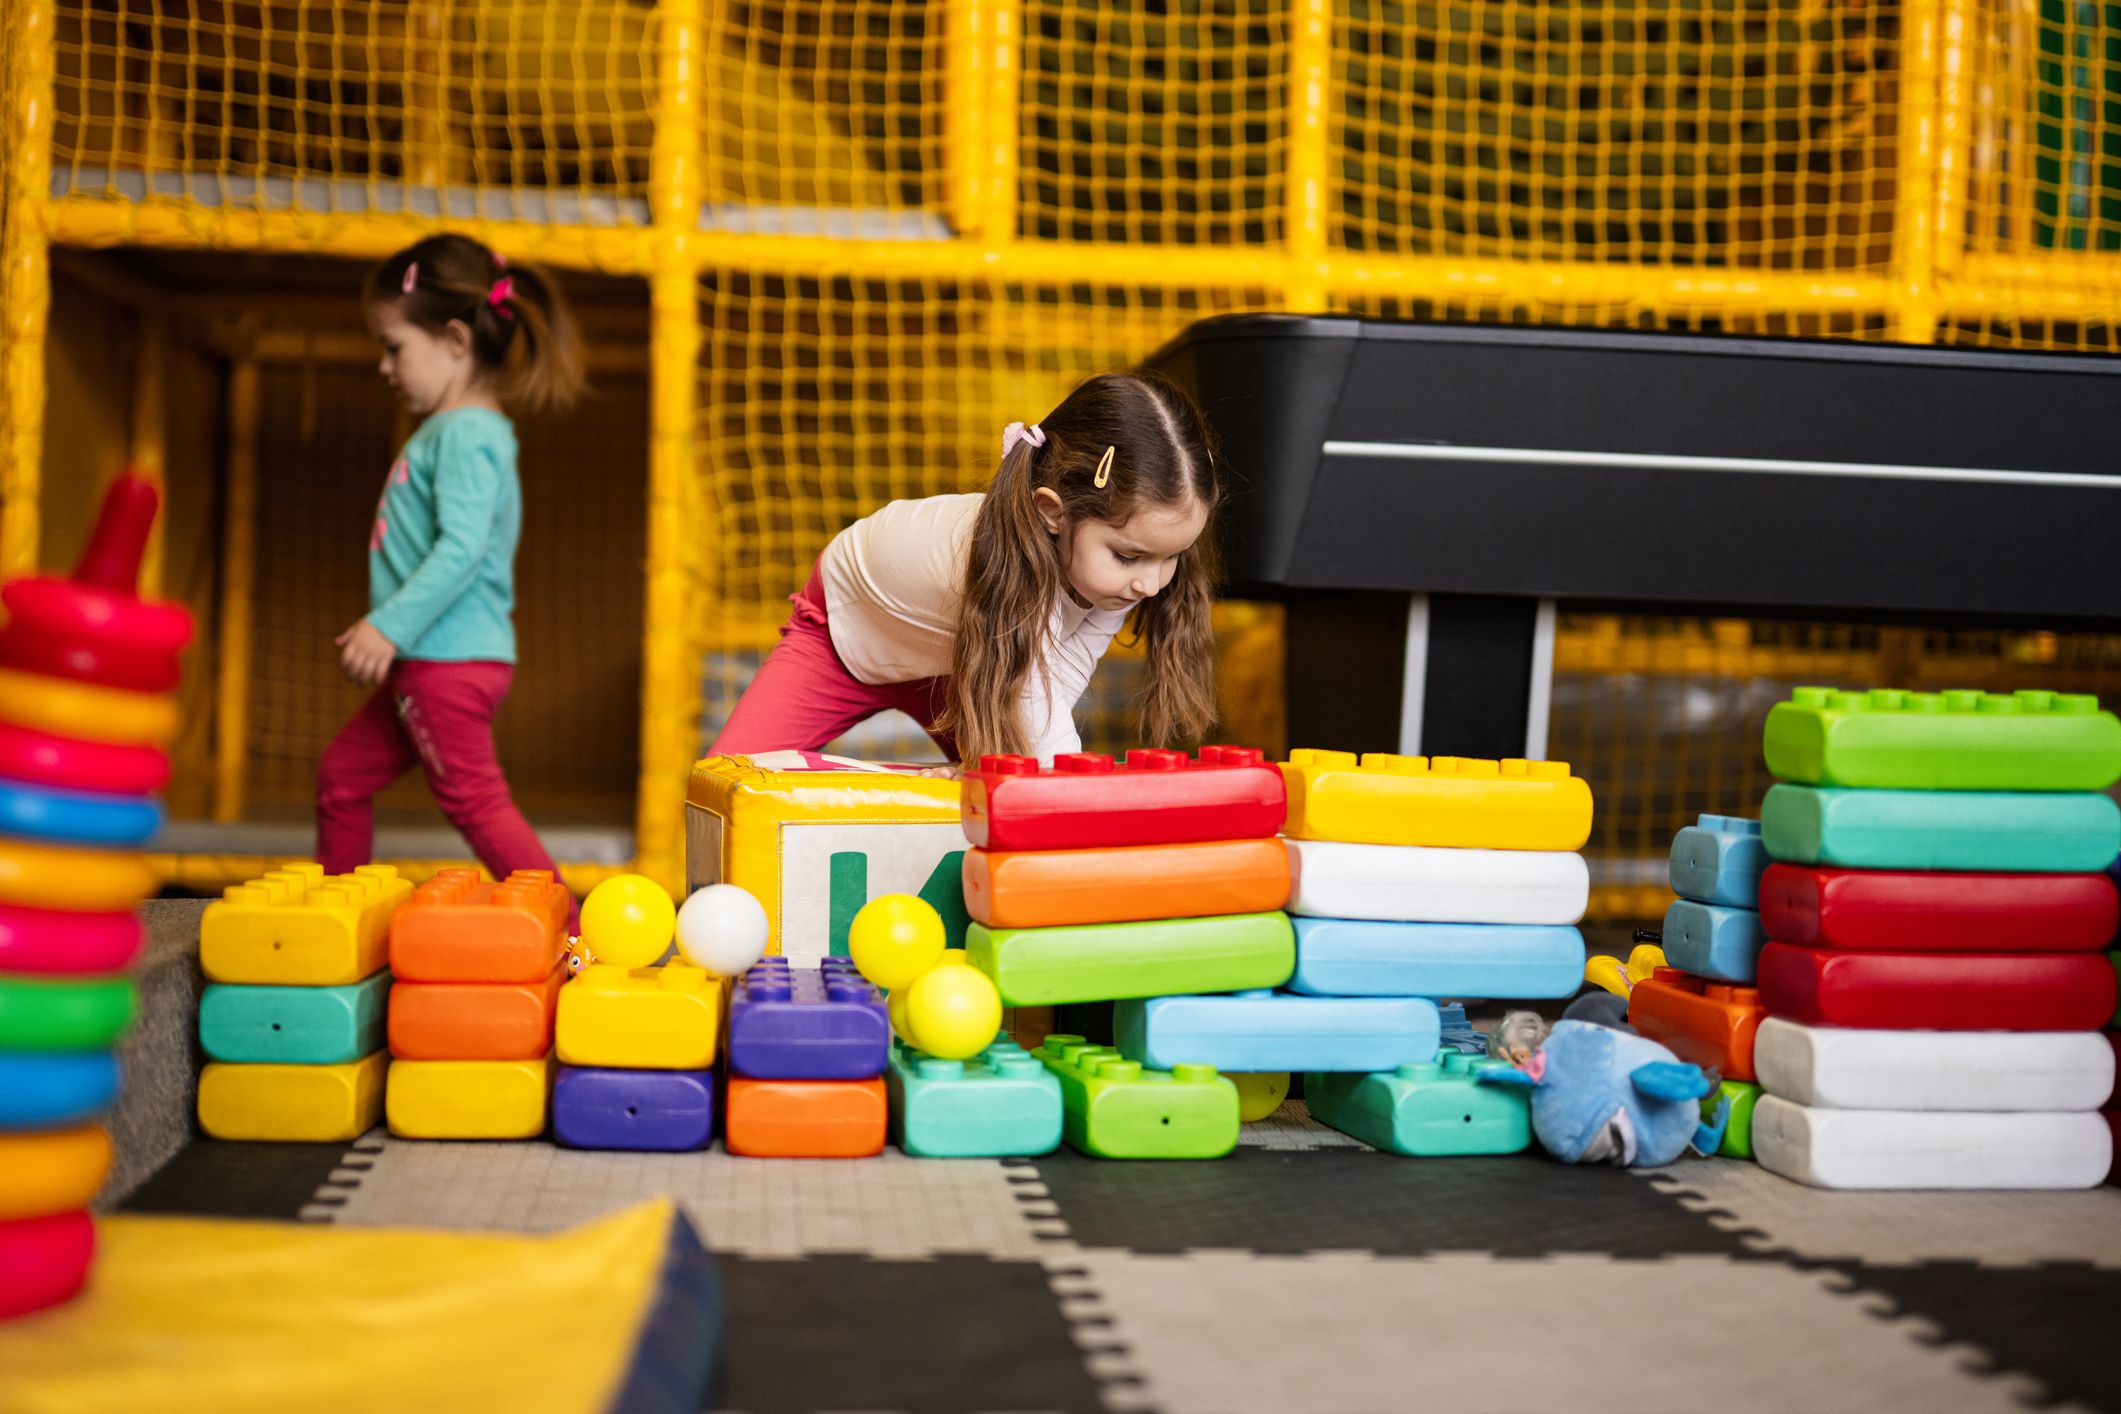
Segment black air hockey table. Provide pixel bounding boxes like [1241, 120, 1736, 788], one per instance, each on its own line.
[1146, 315, 2121, 761]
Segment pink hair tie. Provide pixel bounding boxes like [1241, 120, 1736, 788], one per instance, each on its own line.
[487, 275, 515, 319]
[1001, 422, 1045, 458]
[401, 262, 419, 295]
[492, 251, 508, 270]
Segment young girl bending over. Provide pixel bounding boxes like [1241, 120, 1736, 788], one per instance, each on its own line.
[712, 371, 1221, 768]
[317, 233, 585, 895]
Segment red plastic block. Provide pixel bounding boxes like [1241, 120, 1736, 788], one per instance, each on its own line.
[388, 868, 572, 983]
[1629, 969, 1766, 1082]
[960, 746, 1287, 852]
[0, 1209, 94, 1319]
[1760, 864, 2118, 953]
[1758, 943, 2118, 1031]
[723, 1076, 887, 1158]
[387, 964, 566, 1060]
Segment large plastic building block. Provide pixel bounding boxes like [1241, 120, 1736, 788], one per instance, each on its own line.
[198, 1052, 388, 1142]
[1285, 839, 1587, 924]
[0, 1210, 95, 1319]
[1668, 815, 1767, 908]
[1713, 1081, 1761, 1160]
[1753, 1096, 2112, 1190]
[556, 963, 722, 1070]
[1033, 1035, 1240, 1160]
[887, 1039, 1065, 1157]
[0, 836, 157, 912]
[1280, 749, 1593, 851]
[1760, 784, 2121, 873]
[1436, 1002, 1487, 1055]
[2106, 1107, 2120, 1187]
[963, 836, 1290, 929]
[0, 1052, 119, 1129]
[0, 903, 142, 975]
[723, 1076, 888, 1158]
[965, 912, 1294, 1006]
[0, 777, 164, 848]
[1758, 864, 2118, 953]
[385, 1056, 550, 1140]
[200, 972, 391, 1065]
[1756, 943, 2117, 1032]
[1628, 969, 1766, 1082]
[962, 746, 1286, 852]
[1754, 1016, 2115, 1111]
[1285, 919, 1585, 999]
[0, 1123, 112, 1219]
[1113, 991, 1441, 1073]
[388, 868, 572, 984]
[200, 863, 409, 986]
[1304, 1053, 1532, 1156]
[0, 974, 137, 1052]
[726, 956, 889, 1080]
[387, 966, 566, 1062]
[1763, 686, 2121, 792]
[1661, 899, 1768, 985]
[552, 1066, 716, 1152]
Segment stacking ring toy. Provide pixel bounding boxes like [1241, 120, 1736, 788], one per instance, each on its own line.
[0, 779, 164, 848]
[0, 1210, 95, 1319]
[0, 720, 169, 797]
[0, 667, 176, 747]
[0, 974, 138, 1052]
[0, 1124, 113, 1221]
[0, 903, 143, 974]
[0, 1052, 121, 1128]
[0, 838, 157, 913]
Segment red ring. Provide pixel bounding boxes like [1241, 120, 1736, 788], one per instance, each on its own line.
[0, 720, 169, 795]
[3, 578, 193, 655]
[0, 1209, 95, 1319]
[0, 623, 182, 693]
[0, 903, 145, 974]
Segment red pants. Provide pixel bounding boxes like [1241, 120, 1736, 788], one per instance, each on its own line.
[316, 661, 568, 902]
[710, 567, 958, 760]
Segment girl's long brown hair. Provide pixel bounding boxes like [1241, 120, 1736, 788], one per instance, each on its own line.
[939, 371, 1221, 763]
[365, 233, 586, 413]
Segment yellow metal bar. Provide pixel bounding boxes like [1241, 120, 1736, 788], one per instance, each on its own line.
[1932, 0, 1974, 282]
[1, 0, 55, 575]
[128, 313, 168, 598]
[213, 359, 259, 824]
[980, 1, 1023, 244]
[943, 1, 988, 239]
[1285, 0, 1333, 311]
[1892, 0, 1945, 343]
[1324, 255, 1896, 314]
[1946, 253, 2121, 321]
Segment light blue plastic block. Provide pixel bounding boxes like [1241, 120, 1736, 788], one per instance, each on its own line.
[1668, 814, 1766, 908]
[1304, 1052, 1531, 1156]
[887, 1038, 1063, 1158]
[1113, 991, 1441, 1073]
[1761, 784, 2121, 872]
[198, 971, 390, 1064]
[1662, 899, 1768, 985]
[1286, 918, 1585, 999]
[0, 1051, 119, 1128]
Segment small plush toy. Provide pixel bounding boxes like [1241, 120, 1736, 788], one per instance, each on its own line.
[1477, 1016, 1730, 1168]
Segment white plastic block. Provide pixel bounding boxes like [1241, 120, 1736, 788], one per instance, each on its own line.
[1755, 1017, 2115, 1113]
[1752, 1095, 2113, 1190]
[1284, 839, 1588, 925]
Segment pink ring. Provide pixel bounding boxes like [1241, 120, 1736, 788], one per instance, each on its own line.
[0, 623, 183, 693]
[4, 578, 193, 655]
[0, 720, 169, 796]
[0, 903, 144, 974]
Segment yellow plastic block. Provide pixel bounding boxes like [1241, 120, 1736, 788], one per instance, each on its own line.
[197, 1053, 387, 1143]
[1280, 750, 1595, 850]
[200, 863, 411, 986]
[386, 1057, 552, 1140]
[0, 1123, 113, 1220]
[556, 963, 723, 1070]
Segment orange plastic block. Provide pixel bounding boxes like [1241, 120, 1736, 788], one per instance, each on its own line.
[1280, 750, 1593, 850]
[963, 837, 1291, 929]
[1629, 968, 1767, 1083]
[387, 964, 566, 1061]
[724, 1076, 887, 1158]
[388, 868, 571, 983]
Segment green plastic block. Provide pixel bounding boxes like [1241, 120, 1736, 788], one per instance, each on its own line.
[1032, 1033, 1239, 1159]
[966, 912, 1295, 1007]
[887, 1038, 1063, 1158]
[1761, 784, 2121, 872]
[1763, 687, 2121, 792]
[199, 971, 390, 1064]
[1304, 1052, 1530, 1156]
[0, 974, 138, 1053]
[1708, 1080, 1761, 1160]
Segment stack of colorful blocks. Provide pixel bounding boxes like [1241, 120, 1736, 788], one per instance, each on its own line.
[719, 956, 888, 1157]
[1748, 688, 2120, 1189]
[387, 868, 571, 1141]
[554, 951, 723, 1153]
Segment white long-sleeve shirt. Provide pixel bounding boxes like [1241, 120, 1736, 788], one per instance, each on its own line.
[819, 493, 1126, 763]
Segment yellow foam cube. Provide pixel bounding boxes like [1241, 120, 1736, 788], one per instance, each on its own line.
[201, 863, 411, 986]
[1280, 750, 1595, 850]
[0, 1123, 113, 1219]
[197, 1052, 387, 1142]
[386, 1056, 551, 1140]
[556, 963, 722, 1070]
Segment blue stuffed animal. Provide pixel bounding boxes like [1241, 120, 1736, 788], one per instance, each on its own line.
[1477, 1018, 1730, 1167]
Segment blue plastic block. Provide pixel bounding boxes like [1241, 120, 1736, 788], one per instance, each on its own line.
[1305, 1053, 1532, 1156]
[1762, 784, 2121, 872]
[0, 778, 164, 849]
[1286, 918, 1585, 999]
[1114, 990, 1441, 1073]
[1662, 899, 1769, 985]
[1668, 814, 1766, 909]
[198, 971, 390, 1064]
[727, 956, 889, 1080]
[887, 1038, 1064, 1158]
[552, 1065, 716, 1151]
[1437, 1002, 1487, 1055]
[0, 1050, 119, 1128]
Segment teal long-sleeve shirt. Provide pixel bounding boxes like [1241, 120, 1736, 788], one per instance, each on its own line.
[366, 406, 521, 663]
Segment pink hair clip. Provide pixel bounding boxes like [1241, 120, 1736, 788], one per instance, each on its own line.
[401, 261, 419, 295]
[1001, 421, 1046, 458]
[488, 275, 515, 319]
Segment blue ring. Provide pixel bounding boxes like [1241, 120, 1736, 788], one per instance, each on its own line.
[0, 1051, 120, 1128]
[0, 776, 163, 847]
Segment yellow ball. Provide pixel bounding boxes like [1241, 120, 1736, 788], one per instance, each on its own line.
[847, 894, 945, 990]
[1231, 1072, 1290, 1122]
[887, 987, 917, 1047]
[904, 962, 1002, 1061]
[577, 874, 676, 969]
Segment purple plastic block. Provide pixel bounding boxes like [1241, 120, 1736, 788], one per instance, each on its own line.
[551, 1065, 715, 1151]
[727, 956, 890, 1080]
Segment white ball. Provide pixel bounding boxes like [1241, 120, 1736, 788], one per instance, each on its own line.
[673, 883, 771, 977]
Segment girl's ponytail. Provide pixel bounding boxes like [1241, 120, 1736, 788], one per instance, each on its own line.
[493, 260, 586, 414]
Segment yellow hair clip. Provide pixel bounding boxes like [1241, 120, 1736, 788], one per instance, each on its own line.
[1094, 445, 1115, 489]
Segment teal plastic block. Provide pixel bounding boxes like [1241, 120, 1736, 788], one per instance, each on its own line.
[198, 971, 390, 1064]
[1763, 687, 2121, 792]
[887, 1038, 1063, 1158]
[1033, 1034, 1239, 1160]
[1668, 815, 1766, 908]
[1761, 784, 2121, 872]
[1304, 1052, 1530, 1157]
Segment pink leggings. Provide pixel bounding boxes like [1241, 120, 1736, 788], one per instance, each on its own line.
[710, 567, 958, 760]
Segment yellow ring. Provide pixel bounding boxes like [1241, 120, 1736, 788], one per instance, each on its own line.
[0, 667, 177, 747]
[0, 1124, 112, 1220]
[0, 837, 156, 912]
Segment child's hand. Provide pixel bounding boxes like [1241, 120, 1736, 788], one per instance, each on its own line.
[336, 619, 398, 687]
[914, 762, 963, 780]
